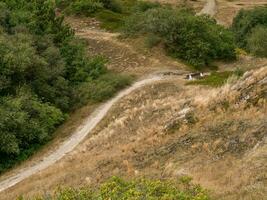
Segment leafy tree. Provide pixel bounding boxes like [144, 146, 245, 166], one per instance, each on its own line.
[0, 0, 131, 173]
[0, 90, 64, 155]
[232, 6, 267, 48]
[247, 26, 267, 57]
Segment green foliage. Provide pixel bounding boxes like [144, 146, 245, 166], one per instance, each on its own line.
[131, 0, 160, 13]
[100, 0, 122, 13]
[68, 0, 104, 16]
[95, 9, 125, 30]
[232, 6, 267, 49]
[187, 71, 232, 87]
[0, 0, 131, 173]
[187, 70, 244, 87]
[58, 0, 141, 31]
[123, 7, 236, 68]
[247, 26, 267, 57]
[74, 73, 132, 106]
[145, 34, 162, 48]
[0, 90, 65, 172]
[59, 0, 122, 16]
[23, 176, 210, 200]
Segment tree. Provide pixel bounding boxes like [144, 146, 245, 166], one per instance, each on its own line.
[247, 26, 267, 57]
[232, 7, 267, 48]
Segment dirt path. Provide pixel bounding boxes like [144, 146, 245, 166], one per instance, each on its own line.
[0, 1, 215, 194]
[198, 0, 217, 17]
[0, 71, 186, 193]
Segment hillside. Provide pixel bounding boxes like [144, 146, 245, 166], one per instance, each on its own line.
[2, 66, 266, 200]
[0, 0, 266, 199]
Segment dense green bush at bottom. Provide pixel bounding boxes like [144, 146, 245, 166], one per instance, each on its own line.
[21, 176, 210, 200]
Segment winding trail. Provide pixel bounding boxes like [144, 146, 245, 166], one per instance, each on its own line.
[0, 71, 184, 193]
[0, 0, 215, 193]
[198, 0, 217, 17]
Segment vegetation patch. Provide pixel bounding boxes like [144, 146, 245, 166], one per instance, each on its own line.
[0, 0, 132, 174]
[187, 70, 243, 87]
[21, 176, 210, 200]
[94, 9, 125, 30]
[56, 0, 136, 31]
[123, 7, 236, 68]
[232, 6, 267, 58]
[58, 1, 237, 68]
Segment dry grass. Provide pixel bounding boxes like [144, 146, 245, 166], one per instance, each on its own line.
[64, 16, 186, 76]
[215, 0, 267, 26]
[2, 67, 266, 200]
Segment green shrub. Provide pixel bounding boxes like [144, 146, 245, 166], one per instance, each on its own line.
[132, 0, 160, 13]
[187, 71, 232, 87]
[75, 73, 132, 105]
[0, 90, 65, 173]
[24, 176, 210, 200]
[58, 0, 122, 15]
[100, 0, 122, 13]
[69, 0, 103, 16]
[145, 34, 162, 48]
[95, 9, 125, 30]
[123, 7, 236, 68]
[247, 26, 267, 57]
[232, 6, 267, 48]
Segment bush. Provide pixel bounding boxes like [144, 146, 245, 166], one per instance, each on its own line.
[69, 0, 104, 16]
[187, 70, 244, 87]
[132, 0, 160, 13]
[232, 6, 267, 48]
[145, 34, 162, 48]
[23, 176, 210, 200]
[0, 90, 65, 173]
[59, 0, 122, 16]
[247, 26, 267, 57]
[100, 0, 122, 13]
[95, 9, 125, 30]
[123, 7, 236, 68]
[75, 73, 132, 105]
